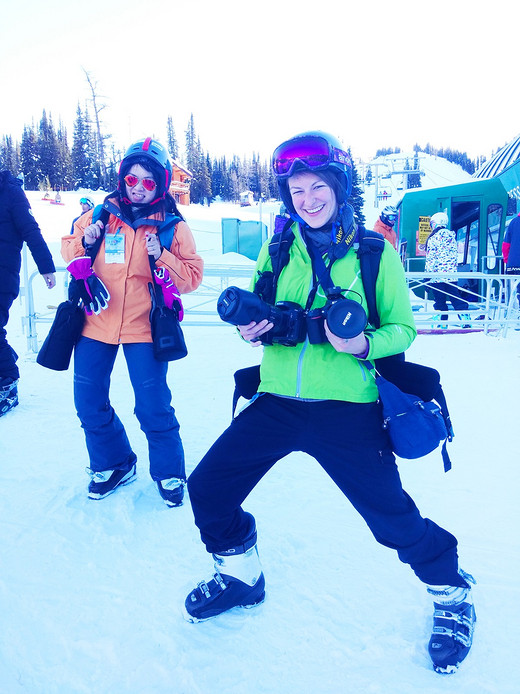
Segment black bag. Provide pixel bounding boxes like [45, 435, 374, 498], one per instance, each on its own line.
[37, 224, 107, 372]
[36, 298, 85, 371]
[148, 255, 187, 362]
[150, 301, 187, 361]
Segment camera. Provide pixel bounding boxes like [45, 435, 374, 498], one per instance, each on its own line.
[306, 287, 367, 344]
[217, 286, 306, 346]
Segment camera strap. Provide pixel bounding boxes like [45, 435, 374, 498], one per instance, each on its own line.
[304, 226, 357, 309]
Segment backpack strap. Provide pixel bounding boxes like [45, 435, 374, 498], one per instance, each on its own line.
[254, 219, 294, 304]
[157, 215, 181, 251]
[432, 384, 454, 472]
[357, 227, 385, 328]
[94, 203, 180, 251]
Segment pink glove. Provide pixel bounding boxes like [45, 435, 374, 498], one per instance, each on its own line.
[67, 257, 110, 315]
[154, 267, 184, 320]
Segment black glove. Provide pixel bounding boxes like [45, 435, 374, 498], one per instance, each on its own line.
[67, 257, 110, 315]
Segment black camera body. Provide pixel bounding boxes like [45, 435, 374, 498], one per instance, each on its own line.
[217, 286, 306, 346]
[217, 285, 367, 347]
[306, 287, 368, 344]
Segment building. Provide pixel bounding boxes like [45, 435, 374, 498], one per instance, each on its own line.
[169, 160, 192, 205]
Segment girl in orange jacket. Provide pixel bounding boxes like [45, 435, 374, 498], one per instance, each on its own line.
[61, 138, 203, 506]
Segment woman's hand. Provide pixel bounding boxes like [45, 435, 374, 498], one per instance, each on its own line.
[145, 232, 162, 260]
[324, 321, 368, 356]
[84, 220, 104, 246]
[238, 320, 274, 345]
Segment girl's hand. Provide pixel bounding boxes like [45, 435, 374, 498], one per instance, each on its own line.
[84, 220, 104, 246]
[145, 232, 161, 260]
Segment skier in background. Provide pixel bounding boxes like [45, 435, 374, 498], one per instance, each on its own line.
[0, 170, 56, 416]
[425, 212, 470, 327]
[374, 204, 398, 249]
[70, 197, 94, 234]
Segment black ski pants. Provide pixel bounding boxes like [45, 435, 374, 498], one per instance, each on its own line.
[429, 281, 469, 312]
[188, 393, 466, 587]
[0, 291, 19, 382]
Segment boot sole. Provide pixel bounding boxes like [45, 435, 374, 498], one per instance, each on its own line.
[183, 592, 266, 623]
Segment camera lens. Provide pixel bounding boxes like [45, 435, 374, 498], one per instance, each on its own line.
[326, 299, 367, 339]
[217, 287, 270, 325]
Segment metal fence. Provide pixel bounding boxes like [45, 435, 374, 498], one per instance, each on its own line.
[19, 245, 520, 353]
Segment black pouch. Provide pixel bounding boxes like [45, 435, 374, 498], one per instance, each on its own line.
[149, 296, 187, 362]
[36, 299, 85, 371]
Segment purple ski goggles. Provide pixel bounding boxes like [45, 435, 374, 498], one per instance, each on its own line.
[272, 134, 351, 178]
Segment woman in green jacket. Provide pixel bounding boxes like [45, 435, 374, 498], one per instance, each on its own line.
[184, 132, 475, 675]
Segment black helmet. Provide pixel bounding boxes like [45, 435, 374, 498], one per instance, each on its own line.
[380, 205, 398, 227]
[272, 131, 352, 217]
[118, 137, 173, 199]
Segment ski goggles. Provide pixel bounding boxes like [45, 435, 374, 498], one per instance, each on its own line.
[124, 174, 157, 192]
[272, 135, 351, 178]
[79, 198, 93, 205]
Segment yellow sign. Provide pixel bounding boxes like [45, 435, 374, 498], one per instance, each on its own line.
[416, 215, 431, 256]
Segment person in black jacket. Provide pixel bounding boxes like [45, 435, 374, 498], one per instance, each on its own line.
[0, 171, 56, 416]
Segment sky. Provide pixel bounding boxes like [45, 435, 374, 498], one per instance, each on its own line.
[1, 0, 519, 164]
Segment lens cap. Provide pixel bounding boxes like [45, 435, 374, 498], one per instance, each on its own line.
[326, 299, 367, 339]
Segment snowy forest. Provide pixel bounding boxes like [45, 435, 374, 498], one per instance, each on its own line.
[0, 104, 484, 208]
[0, 108, 370, 222]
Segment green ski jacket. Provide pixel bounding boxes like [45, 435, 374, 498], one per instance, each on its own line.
[250, 222, 416, 403]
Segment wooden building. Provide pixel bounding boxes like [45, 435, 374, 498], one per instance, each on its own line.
[169, 160, 192, 205]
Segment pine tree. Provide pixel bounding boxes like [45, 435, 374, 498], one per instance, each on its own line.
[38, 110, 60, 189]
[185, 114, 201, 202]
[201, 152, 212, 205]
[56, 120, 73, 190]
[71, 104, 90, 189]
[20, 125, 40, 189]
[166, 116, 178, 160]
[1, 135, 19, 176]
[348, 151, 365, 226]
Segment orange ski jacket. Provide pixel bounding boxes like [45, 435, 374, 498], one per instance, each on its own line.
[61, 197, 203, 345]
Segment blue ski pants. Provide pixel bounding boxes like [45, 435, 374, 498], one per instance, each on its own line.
[73, 337, 185, 480]
[188, 393, 465, 587]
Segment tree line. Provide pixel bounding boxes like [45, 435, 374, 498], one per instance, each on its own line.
[0, 108, 283, 204]
[0, 109, 366, 224]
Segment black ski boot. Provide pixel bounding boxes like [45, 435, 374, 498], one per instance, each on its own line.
[184, 533, 265, 622]
[427, 569, 476, 674]
[0, 378, 19, 417]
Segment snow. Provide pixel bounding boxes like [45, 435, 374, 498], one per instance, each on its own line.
[1, 180, 520, 694]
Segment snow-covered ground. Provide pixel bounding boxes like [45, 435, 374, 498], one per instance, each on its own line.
[1, 181, 520, 694]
